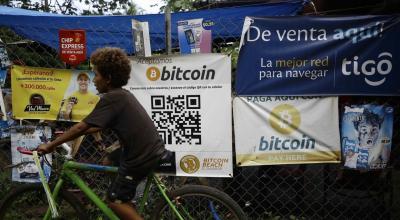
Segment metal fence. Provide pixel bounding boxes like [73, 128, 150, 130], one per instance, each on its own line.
[0, 15, 399, 220]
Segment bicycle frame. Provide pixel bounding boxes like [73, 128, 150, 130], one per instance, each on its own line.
[42, 160, 184, 220]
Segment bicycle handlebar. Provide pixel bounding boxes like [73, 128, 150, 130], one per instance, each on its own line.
[16, 143, 73, 159]
[16, 146, 34, 155]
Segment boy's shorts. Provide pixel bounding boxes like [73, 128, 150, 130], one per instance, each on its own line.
[106, 148, 167, 203]
[107, 174, 142, 203]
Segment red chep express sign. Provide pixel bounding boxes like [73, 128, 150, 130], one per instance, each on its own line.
[59, 29, 86, 66]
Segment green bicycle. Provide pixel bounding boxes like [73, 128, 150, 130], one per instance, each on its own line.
[0, 144, 246, 220]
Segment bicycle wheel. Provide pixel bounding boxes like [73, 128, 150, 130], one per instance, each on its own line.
[0, 184, 88, 220]
[151, 184, 247, 220]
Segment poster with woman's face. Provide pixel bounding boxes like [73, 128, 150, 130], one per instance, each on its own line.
[11, 66, 99, 122]
[341, 104, 394, 170]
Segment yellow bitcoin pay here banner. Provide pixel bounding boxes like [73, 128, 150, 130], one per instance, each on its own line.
[233, 96, 341, 166]
[12, 65, 99, 122]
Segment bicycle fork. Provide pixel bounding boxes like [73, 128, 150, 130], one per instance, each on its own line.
[43, 171, 119, 220]
[151, 175, 188, 220]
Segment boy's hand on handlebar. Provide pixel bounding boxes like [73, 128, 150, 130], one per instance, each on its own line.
[37, 143, 54, 154]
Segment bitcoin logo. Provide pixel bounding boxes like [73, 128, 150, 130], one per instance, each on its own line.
[279, 110, 291, 129]
[146, 67, 160, 81]
[269, 104, 301, 134]
[180, 155, 200, 174]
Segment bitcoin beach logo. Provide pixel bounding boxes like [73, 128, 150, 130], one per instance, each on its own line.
[146, 66, 160, 81]
[269, 104, 301, 134]
[180, 155, 200, 174]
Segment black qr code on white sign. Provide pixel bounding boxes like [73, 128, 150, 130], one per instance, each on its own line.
[151, 95, 201, 145]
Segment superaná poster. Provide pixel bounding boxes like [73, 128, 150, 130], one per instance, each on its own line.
[341, 104, 394, 170]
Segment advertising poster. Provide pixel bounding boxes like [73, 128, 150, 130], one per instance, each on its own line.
[59, 29, 87, 66]
[236, 15, 400, 96]
[11, 65, 99, 122]
[234, 96, 341, 166]
[0, 38, 10, 87]
[341, 104, 393, 170]
[0, 119, 10, 138]
[177, 18, 214, 54]
[11, 126, 52, 183]
[0, 89, 13, 137]
[132, 19, 152, 57]
[127, 54, 232, 177]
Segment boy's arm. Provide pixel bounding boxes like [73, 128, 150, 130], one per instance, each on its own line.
[38, 121, 91, 154]
[84, 127, 102, 134]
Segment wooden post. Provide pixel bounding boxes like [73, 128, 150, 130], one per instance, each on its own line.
[165, 6, 172, 55]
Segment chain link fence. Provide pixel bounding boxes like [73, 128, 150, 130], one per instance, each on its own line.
[1, 15, 399, 220]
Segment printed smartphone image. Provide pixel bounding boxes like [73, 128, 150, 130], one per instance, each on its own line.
[184, 29, 196, 45]
[69, 96, 78, 104]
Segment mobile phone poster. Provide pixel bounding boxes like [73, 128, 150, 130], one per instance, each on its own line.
[11, 65, 99, 122]
[341, 105, 394, 170]
[177, 18, 213, 54]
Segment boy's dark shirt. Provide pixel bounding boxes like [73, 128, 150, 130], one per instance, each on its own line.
[83, 88, 165, 177]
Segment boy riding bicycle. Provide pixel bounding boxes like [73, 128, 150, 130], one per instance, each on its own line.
[38, 47, 166, 220]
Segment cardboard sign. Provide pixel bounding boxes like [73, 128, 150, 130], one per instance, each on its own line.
[59, 30, 86, 66]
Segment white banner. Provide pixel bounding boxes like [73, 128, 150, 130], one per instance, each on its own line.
[126, 54, 232, 177]
[11, 126, 52, 183]
[234, 96, 341, 166]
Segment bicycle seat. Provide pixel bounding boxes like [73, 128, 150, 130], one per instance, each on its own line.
[155, 150, 176, 175]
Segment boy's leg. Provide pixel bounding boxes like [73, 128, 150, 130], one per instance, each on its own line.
[107, 174, 143, 220]
[108, 202, 143, 220]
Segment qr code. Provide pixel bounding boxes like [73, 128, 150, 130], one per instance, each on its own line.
[151, 95, 201, 145]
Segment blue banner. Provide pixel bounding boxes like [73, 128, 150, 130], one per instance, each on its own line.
[0, 1, 305, 56]
[235, 16, 400, 96]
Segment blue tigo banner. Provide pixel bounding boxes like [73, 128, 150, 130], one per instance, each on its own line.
[235, 15, 400, 96]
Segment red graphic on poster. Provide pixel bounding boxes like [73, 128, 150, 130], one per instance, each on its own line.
[59, 30, 86, 66]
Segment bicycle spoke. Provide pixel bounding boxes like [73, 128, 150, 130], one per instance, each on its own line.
[161, 194, 240, 220]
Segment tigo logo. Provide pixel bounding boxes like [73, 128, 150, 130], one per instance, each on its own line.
[342, 52, 392, 86]
[145, 65, 215, 81]
[269, 104, 301, 134]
